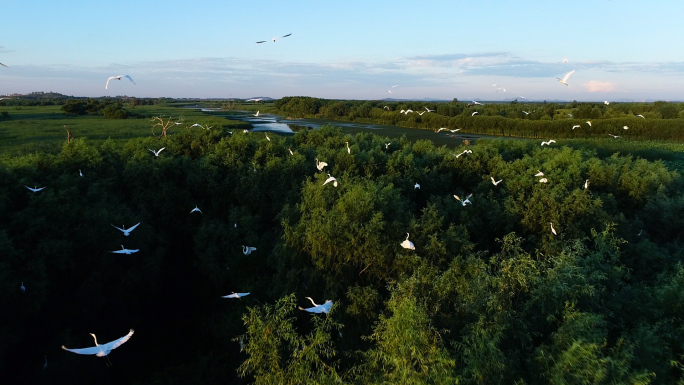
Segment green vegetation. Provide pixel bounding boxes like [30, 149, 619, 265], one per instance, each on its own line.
[2, 102, 684, 384]
[274, 97, 684, 141]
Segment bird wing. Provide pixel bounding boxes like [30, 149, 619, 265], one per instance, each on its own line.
[282, 33, 292, 38]
[62, 345, 103, 355]
[124, 75, 135, 85]
[320, 301, 333, 313]
[110, 250, 126, 254]
[111, 224, 125, 232]
[222, 293, 238, 298]
[158, 147, 165, 153]
[323, 177, 335, 185]
[256, 41, 266, 44]
[128, 222, 141, 231]
[562, 70, 575, 82]
[0, 63, 8, 68]
[104, 329, 134, 351]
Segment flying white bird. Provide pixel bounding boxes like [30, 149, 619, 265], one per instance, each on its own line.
[265, 133, 271, 141]
[470, 100, 483, 105]
[20, 282, 25, 293]
[345, 141, 350, 154]
[111, 222, 140, 236]
[541, 140, 556, 146]
[323, 174, 338, 187]
[25, 185, 45, 193]
[383, 106, 390, 110]
[471, 111, 479, 116]
[539, 178, 548, 183]
[535, 170, 544, 177]
[436, 128, 448, 133]
[222, 292, 250, 299]
[62, 329, 134, 364]
[584, 179, 589, 190]
[253, 111, 260, 117]
[572, 125, 581, 130]
[299, 297, 333, 314]
[385, 143, 391, 149]
[400, 233, 415, 250]
[453, 149, 472, 158]
[424, 107, 434, 112]
[190, 205, 202, 214]
[271, 33, 292, 42]
[604, 100, 610, 105]
[635, 114, 645, 119]
[105, 75, 135, 90]
[403, 109, 413, 114]
[556, 70, 575, 86]
[315, 158, 328, 171]
[289, 147, 294, 155]
[449, 129, 461, 133]
[623, 125, 629, 130]
[387, 85, 398, 93]
[522, 110, 531, 115]
[109, 245, 139, 254]
[550, 223, 557, 235]
[608, 134, 620, 139]
[586, 121, 592, 127]
[559, 58, 568, 63]
[491, 177, 503, 186]
[454, 193, 473, 206]
[414, 183, 420, 189]
[149, 147, 165, 157]
[637, 230, 643, 236]
[190, 123, 211, 130]
[242, 245, 257, 255]
[79, 169, 83, 177]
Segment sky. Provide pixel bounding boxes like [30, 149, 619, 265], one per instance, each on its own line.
[1, 0, 683, 101]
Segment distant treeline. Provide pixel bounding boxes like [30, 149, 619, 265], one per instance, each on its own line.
[3, 124, 684, 384]
[274, 96, 684, 140]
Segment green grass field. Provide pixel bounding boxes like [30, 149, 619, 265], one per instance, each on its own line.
[0, 104, 251, 156]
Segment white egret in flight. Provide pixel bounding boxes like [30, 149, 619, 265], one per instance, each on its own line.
[471, 111, 479, 116]
[111, 222, 140, 236]
[436, 127, 448, 133]
[289, 147, 294, 155]
[414, 183, 420, 189]
[242, 245, 256, 255]
[584, 179, 589, 190]
[572, 125, 581, 130]
[299, 297, 333, 314]
[635, 114, 645, 119]
[383, 106, 389, 110]
[623, 125, 629, 130]
[535, 170, 544, 177]
[550, 223, 557, 235]
[539, 178, 548, 183]
[323, 174, 338, 187]
[449, 129, 461, 133]
[491, 177, 503, 186]
[385, 143, 391, 149]
[604, 100, 610, 105]
[608, 134, 620, 139]
[25, 185, 45, 193]
[586, 121, 592, 127]
[265, 133, 271, 141]
[522, 110, 531, 115]
[190, 123, 208, 130]
[541, 140, 556, 146]
[454, 193, 473, 206]
[79, 169, 83, 177]
[222, 292, 250, 299]
[315, 158, 327, 171]
[470, 100, 483, 105]
[20, 282, 25, 293]
[149, 147, 165, 157]
[110, 245, 139, 254]
[345, 141, 350, 154]
[253, 111, 259, 117]
[190, 205, 202, 214]
[62, 329, 134, 365]
[105, 75, 135, 89]
[0, 63, 7, 67]
[453, 149, 472, 158]
[400, 233, 415, 250]
[556, 70, 575, 86]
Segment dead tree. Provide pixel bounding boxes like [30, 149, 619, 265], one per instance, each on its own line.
[150, 115, 177, 138]
[65, 125, 73, 143]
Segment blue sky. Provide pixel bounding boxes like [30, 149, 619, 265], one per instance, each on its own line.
[1, 0, 682, 101]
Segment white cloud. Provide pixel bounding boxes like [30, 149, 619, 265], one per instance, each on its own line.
[585, 80, 616, 92]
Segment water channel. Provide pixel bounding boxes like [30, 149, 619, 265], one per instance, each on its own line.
[209, 110, 525, 148]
